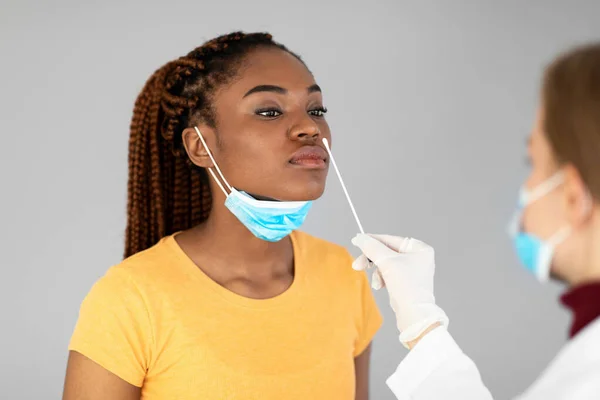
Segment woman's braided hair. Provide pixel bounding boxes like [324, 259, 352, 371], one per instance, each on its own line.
[125, 32, 301, 258]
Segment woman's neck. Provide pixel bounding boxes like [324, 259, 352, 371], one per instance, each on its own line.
[559, 213, 600, 337]
[180, 201, 294, 279]
[563, 210, 600, 286]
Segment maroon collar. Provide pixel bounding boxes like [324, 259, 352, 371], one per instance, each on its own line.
[560, 281, 600, 338]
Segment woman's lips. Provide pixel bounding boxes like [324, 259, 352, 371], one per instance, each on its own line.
[289, 146, 328, 169]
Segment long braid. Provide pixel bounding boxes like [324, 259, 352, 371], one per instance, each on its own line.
[124, 31, 303, 258]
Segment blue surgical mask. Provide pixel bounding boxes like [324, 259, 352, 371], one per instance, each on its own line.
[508, 171, 571, 282]
[194, 127, 312, 242]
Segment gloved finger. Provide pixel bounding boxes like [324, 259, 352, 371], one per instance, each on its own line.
[370, 234, 433, 253]
[352, 254, 370, 271]
[368, 234, 412, 252]
[371, 268, 385, 290]
[351, 234, 399, 263]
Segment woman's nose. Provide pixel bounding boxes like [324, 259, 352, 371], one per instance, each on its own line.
[288, 116, 320, 141]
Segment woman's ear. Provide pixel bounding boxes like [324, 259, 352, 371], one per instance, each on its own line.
[563, 163, 593, 227]
[182, 125, 216, 169]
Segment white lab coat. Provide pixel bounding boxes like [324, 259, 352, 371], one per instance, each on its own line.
[387, 317, 600, 399]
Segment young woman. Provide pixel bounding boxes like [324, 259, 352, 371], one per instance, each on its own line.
[353, 42, 600, 399]
[63, 32, 382, 400]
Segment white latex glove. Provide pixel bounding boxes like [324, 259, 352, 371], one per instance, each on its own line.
[351, 234, 449, 346]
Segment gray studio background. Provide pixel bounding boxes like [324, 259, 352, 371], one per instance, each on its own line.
[2, 1, 600, 399]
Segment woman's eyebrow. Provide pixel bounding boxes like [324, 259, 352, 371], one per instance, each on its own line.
[244, 85, 287, 97]
[243, 84, 322, 98]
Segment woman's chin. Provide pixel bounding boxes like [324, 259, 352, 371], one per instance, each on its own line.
[244, 179, 326, 202]
[276, 184, 326, 202]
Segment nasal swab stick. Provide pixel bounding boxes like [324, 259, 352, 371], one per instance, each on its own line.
[322, 138, 365, 234]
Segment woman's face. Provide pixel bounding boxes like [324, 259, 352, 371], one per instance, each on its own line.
[522, 107, 593, 282]
[193, 47, 331, 202]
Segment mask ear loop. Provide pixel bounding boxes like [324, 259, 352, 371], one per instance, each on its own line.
[194, 127, 232, 197]
[513, 171, 567, 237]
[524, 171, 565, 204]
[547, 226, 572, 247]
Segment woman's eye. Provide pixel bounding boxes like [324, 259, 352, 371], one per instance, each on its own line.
[256, 109, 282, 118]
[309, 107, 328, 117]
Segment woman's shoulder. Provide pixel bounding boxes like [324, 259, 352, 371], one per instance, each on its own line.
[100, 235, 181, 289]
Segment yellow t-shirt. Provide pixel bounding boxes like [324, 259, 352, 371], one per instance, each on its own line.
[69, 231, 382, 399]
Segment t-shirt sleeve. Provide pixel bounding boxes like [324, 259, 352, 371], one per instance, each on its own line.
[353, 267, 383, 357]
[68, 267, 152, 387]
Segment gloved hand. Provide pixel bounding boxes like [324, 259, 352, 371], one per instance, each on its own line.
[351, 234, 449, 346]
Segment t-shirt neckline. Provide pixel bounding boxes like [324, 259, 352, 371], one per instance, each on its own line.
[163, 231, 305, 310]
